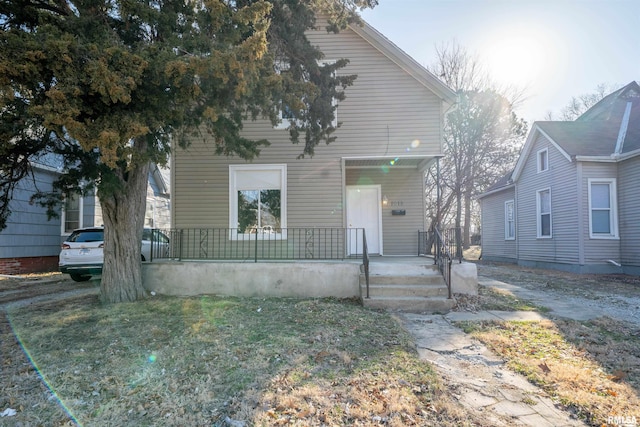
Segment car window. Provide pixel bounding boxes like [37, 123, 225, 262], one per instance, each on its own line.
[153, 230, 170, 243]
[69, 230, 104, 243]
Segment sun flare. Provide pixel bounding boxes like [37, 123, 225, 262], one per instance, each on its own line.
[481, 28, 555, 89]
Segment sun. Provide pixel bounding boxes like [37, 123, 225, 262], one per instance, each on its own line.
[480, 29, 554, 89]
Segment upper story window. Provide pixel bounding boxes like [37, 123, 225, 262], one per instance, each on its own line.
[275, 60, 337, 129]
[504, 200, 515, 240]
[229, 164, 287, 239]
[536, 188, 552, 238]
[62, 194, 83, 234]
[537, 148, 549, 173]
[588, 178, 618, 239]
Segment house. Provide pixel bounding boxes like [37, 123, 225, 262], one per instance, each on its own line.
[144, 17, 470, 305]
[171, 18, 456, 257]
[478, 81, 640, 275]
[0, 161, 171, 275]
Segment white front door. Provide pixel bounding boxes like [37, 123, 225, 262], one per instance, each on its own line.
[346, 186, 382, 255]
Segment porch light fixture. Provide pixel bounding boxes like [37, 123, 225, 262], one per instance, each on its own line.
[382, 195, 389, 206]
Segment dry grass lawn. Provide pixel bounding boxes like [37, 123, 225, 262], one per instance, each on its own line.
[459, 318, 640, 426]
[3, 294, 487, 426]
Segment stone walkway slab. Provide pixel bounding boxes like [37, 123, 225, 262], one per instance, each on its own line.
[397, 312, 585, 427]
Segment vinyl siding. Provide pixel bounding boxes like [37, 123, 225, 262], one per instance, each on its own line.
[516, 134, 579, 264]
[578, 162, 620, 265]
[346, 168, 424, 255]
[618, 156, 640, 266]
[480, 187, 517, 261]
[173, 24, 444, 255]
[0, 169, 62, 258]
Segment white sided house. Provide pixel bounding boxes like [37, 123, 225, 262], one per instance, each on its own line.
[143, 18, 469, 308]
[479, 81, 640, 275]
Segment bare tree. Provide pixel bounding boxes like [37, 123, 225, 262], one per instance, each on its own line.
[426, 43, 527, 248]
[547, 83, 620, 121]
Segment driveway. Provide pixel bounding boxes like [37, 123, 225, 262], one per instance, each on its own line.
[399, 262, 640, 427]
[476, 263, 640, 326]
[0, 273, 99, 311]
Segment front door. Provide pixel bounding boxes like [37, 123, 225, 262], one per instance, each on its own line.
[346, 185, 382, 255]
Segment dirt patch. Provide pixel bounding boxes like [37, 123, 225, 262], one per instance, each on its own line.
[477, 262, 640, 298]
[0, 274, 97, 306]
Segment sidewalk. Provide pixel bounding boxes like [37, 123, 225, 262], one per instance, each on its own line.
[398, 309, 586, 427]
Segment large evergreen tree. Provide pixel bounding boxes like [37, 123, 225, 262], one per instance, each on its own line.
[0, 0, 376, 303]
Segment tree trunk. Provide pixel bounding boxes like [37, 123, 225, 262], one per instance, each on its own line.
[463, 191, 472, 249]
[99, 160, 150, 303]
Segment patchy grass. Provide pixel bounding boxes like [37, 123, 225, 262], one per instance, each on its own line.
[477, 262, 640, 299]
[458, 318, 640, 426]
[455, 286, 549, 313]
[462, 245, 481, 261]
[3, 295, 487, 426]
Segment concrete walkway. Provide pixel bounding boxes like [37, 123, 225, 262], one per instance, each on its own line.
[399, 311, 585, 426]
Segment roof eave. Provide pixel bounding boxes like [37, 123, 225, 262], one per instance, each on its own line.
[511, 123, 573, 182]
[575, 155, 617, 162]
[349, 21, 457, 107]
[476, 183, 515, 200]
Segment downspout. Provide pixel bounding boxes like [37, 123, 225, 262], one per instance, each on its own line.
[576, 162, 584, 265]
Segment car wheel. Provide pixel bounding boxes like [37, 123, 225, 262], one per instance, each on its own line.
[70, 274, 91, 282]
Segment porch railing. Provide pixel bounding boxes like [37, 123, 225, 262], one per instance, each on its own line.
[362, 229, 370, 299]
[150, 227, 371, 297]
[149, 227, 367, 263]
[418, 227, 463, 300]
[418, 227, 463, 263]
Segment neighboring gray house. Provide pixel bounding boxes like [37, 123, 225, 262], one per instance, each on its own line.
[479, 81, 640, 274]
[0, 161, 170, 275]
[172, 18, 457, 256]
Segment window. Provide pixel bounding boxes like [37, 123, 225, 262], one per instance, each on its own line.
[229, 165, 287, 238]
[588, 179, 618, 239]
[536, 189, 552, 238]
[537, 148, 549, 173]
[61, 194, 83, 234]
[504, 200, 515, 240]
[275, 60, 337, 129]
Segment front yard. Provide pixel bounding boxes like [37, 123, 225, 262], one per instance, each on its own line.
[2, 290, 484, 426]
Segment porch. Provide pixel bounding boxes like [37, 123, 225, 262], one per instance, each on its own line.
[142, 228, 477, 313]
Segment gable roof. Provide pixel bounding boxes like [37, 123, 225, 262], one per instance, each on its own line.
[349, 20, 457, 108]
[511, 81, 640, 181]
[476, 171, 514, 199]
[577, 81, 640, 122]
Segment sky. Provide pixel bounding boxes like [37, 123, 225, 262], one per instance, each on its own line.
[360, 0, 640, 124]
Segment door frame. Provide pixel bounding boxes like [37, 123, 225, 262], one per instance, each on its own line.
[345, 185, 383, 255]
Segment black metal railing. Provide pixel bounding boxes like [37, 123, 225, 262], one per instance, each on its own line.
[362, 229, 370, 299]
[418, 227, 463, 300]
[418, 227, 463, 263]
[433, 227, 453, 299]
[149, 228, 368, 262]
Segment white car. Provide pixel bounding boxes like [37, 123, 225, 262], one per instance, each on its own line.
[59, 227, 170, 282]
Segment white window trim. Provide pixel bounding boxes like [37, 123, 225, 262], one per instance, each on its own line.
[275, 60, 337, 130]
[588, 178, 619, 239]
[537, 148, 549, 173]
[536, 188, 552, 239]
[61, 194, 84, 235]
[504, 200, 515, 240]
[228, 164, 287, 240]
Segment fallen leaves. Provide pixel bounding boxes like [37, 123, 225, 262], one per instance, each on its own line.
[538, 362, 551, 374]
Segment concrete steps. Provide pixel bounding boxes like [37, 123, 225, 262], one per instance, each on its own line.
[360, 263, 455, 313]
